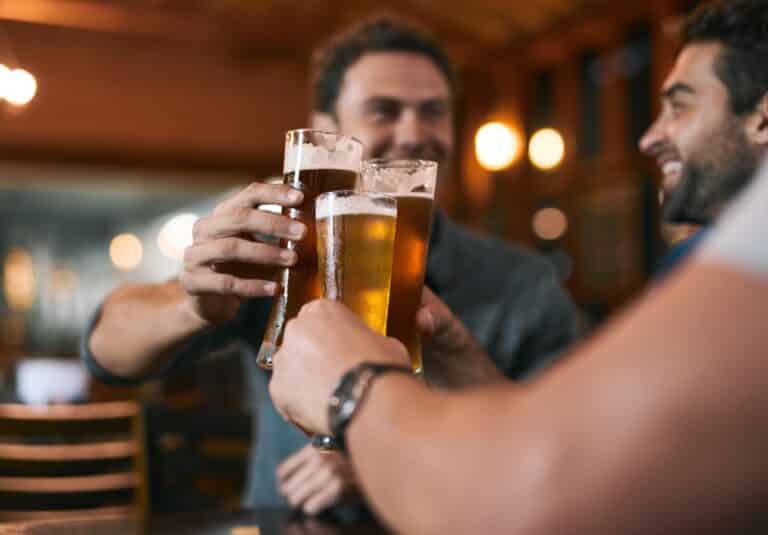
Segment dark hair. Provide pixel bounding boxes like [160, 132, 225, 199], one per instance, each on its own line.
[310, 15, 456, 115]
[682, 0, 768, 115]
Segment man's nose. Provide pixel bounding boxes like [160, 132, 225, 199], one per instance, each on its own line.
[639, 117, 665, 156]
[393, 108, 428, 151]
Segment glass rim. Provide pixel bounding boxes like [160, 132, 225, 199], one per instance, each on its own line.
[285, 128, 363, 148]
[361, 158, 438, 171]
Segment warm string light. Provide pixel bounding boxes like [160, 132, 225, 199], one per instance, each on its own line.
[529, 128, 565, 171]
[0, 63, 37, 106]
[474, 121, 522, 171]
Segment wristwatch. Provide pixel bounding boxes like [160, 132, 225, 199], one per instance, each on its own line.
[328, 362, 412, 452]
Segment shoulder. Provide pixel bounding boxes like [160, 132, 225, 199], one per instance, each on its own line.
[437, 215, 559, 289]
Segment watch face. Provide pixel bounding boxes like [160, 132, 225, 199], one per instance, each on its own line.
[329, 366, 363, 437]
[339, 398, 356, 420]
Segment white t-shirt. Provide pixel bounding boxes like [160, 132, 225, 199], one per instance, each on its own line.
[699, 159, 768, 276]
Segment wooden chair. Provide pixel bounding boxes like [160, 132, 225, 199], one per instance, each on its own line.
[0, 401, 148, 522]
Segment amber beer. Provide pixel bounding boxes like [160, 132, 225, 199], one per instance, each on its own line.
[386, 194, 434, 372]
[256, 130, 362, 369]
[316, 191, 397, 335]
[359, 160, 438, 374]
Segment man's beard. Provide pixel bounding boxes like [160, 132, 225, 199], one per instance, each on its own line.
[663, 124, 759, 225]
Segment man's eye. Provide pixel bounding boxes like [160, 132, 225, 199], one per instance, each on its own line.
[421, 104, 448, 120]
[669, 100, 686, 115]
[368, 105, 399, 122]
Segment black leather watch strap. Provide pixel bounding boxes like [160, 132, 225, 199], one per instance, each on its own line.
[328, 362, 412, 452]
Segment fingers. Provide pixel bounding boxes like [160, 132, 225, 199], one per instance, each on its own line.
[301, 478, 347, 515]
[280, 457, 322, 504]
[180, 269, 276, 298]
[298, 299, 339, 318]
[184, 238, 296, 270]
[180, 236, 296, 299]
[420, 285, 439, 306]
[193, 208, 306, 243]
[213, 182, 303, 215]
[281, 458, 347, 513]
[416, 306, 437, 337]
[297, 299, 364, 324]
[277, 445, 315, 483]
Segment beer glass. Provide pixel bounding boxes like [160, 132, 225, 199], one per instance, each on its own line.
[313, 190, 398, 449]
[256, 130, 363, 369]
[358, 159, 438, 375]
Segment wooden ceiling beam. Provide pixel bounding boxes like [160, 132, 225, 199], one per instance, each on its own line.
[0, 0, 227, 44]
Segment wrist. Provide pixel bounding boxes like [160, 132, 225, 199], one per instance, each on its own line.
[178, 299, 213, 331]
[328, 362, 412, 452]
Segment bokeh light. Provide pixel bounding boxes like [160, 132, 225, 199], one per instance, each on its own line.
[3, 247, 36, 311]
[4, 69, 37, 106]
[532, 207, 568, 240]
[529, 128, 565, 171]
[157, 213, 199, 260]
[110, 233, 143, 271]
[475, 122, 522, 171]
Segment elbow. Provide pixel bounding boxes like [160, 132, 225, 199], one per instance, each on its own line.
[83, 320, 144, 385]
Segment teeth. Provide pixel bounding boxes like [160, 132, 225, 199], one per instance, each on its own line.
[662, 161, 682, 177]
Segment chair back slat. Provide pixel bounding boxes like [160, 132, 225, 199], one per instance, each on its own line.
[0, 441, 136, 461]
[0, 505, 134, 523]
[0, 402, 138, 421]
[0, 473, 138, 492]
[0, 401, 148, 520]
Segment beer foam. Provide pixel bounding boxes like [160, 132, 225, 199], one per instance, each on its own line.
[316, 195, 397, 220]
[283, 142, 362, 174]
[359, 161, 438, 197]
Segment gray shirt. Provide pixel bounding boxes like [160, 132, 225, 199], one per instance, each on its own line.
[82, 211, 579, 508]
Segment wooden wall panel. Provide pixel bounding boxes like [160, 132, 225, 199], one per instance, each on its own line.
[0, 23, 306, 172]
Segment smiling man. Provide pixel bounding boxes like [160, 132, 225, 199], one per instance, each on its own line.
[640, 0, 768, 271]
[83, 16, 579, 517]
[267, 3, 768, 533]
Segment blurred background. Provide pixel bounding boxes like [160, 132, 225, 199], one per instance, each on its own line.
[0, 0, 700, 510]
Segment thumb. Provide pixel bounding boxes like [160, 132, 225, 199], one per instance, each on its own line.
[416, 306, 437, 337]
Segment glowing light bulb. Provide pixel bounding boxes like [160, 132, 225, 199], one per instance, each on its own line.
[4, 69, 37, 106]
[529, 128, 565, 171]
[475, 122, 521, 171]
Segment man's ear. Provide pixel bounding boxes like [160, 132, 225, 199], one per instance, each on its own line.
[746, 93, 768, 146]
[310, 111, 339, 132]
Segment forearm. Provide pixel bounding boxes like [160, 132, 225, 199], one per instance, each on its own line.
[88, 280, 211, 378]
[346, 376, 537, 535]
[349, 263, 768, 535]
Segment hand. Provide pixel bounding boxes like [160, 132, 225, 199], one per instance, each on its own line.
[277, 444, 358, 515]
[416, 287, 504, 388]
[179, 181, 306, 324]
[269, 299, 409, 434]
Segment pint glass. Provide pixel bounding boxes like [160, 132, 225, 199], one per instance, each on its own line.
[358, 159, 437, 375]
[316, 191, 397, 334]
[256, 130, 362, 369]
[312, 190, 397, 449]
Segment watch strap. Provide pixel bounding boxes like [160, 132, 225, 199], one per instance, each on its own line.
[328, 362, 412, 452]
